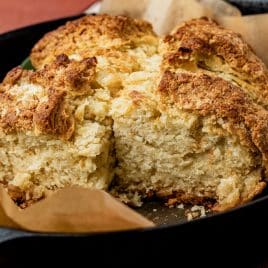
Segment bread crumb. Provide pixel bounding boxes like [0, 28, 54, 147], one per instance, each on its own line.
[187, 213, 193, 221]
[186, 205, 207, 221]
[177, 204, 184, 209]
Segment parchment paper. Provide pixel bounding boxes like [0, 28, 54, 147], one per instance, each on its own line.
[0, 186, 153, 233]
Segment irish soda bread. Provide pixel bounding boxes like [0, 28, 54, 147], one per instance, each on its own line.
[1, 15, 268, 211]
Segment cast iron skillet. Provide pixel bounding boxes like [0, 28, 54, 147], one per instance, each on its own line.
[1, 3, 268, 266]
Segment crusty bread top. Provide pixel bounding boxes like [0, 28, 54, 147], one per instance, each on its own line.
[31, 14, 157, 69]
[10, 16, 268, 173]
[155, 17, 268, 173]
[158, 70, 268, 171]
[0, 54, 97, 139]
[160, 17, 268, 107]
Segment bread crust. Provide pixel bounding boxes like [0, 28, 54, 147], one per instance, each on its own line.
[0, 54, 97, 139]
[161, 17, 268, 107]
[30, 14, 157, 69]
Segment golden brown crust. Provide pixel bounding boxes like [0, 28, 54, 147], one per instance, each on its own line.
[2, 66, 25, 85]
[213, 181, 266, 211]
[30, 54, 97, 95]
[30, 14, 157, 69]
[165, 194, 215, 208]
[161, 17, 268, 107]
[33, 88, 74, 140]
[7, 184, 44, 208]
[158, 70, 268, 172]
[0, 55, 97, 139]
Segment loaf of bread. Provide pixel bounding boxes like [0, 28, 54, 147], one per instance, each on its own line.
[1, 15, 267, 211]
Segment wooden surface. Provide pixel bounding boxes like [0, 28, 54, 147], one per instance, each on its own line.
[0, 0, 96, 34]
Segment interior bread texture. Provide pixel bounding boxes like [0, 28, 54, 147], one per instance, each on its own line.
[0, 55, 114, 206]
[2, 15, 268, 211]
[110, 16, 268, 211]
[111, 75, 266, 211]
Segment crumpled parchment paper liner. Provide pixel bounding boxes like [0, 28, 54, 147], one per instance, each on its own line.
[0, 185, 153, 233]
